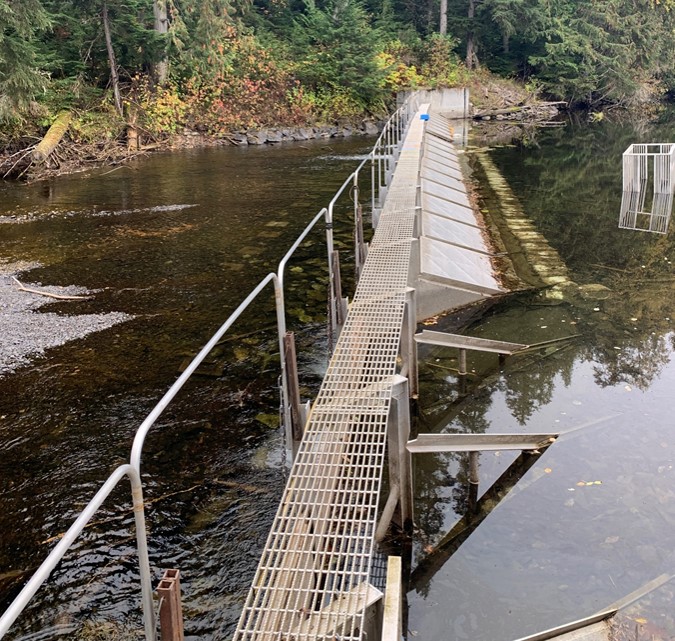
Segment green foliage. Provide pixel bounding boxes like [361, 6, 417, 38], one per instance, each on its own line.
[527, 0, 675, 105]
[4, 0, 675, 141]
[0, 0, 50, 120]
[419, 34, 468, 88]
[41, 0, 163, 82]
[291, 0, 386, 105]
[69, 105, 126, 142]
[375, 40, 424, 92]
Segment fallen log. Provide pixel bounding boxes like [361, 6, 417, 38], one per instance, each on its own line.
[32, 110, 72, 163]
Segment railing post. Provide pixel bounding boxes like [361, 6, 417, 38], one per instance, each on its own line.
[157, 569, 184, 641]
[325, 210, 338, 354]
[283, 332, 304, 455]
[130, 471, 157, 641]
[371, 153, 376, 225]
[353, 173, 362, 280]
[272, 275, 295, 464]
[332, 250, 348, 330]
[355, 204, 366, 281]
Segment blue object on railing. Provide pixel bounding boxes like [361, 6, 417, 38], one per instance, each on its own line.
[420, 114, 430, 121]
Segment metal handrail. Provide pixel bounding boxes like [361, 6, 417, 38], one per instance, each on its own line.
[0, 93, 421, 641]
[0, 212, 332, 641]
[0, 465, 145, 638]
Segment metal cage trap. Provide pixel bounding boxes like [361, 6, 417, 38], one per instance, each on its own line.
[619, 143, 675, 234]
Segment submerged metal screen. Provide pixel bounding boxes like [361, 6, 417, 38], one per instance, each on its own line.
[232, 107, 429, 641]
[619, 143, 675, 234]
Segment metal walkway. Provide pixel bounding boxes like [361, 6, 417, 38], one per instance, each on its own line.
[232, 106, 429, 641]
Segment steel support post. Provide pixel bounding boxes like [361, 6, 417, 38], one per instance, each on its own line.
[131, 474, 157, 641]
[385, 126, 391, 180]
[389, 375, 413, 532]
[273, 276, 294, 464]
[355, 204, 366, 281]
[325, 211, 338, 354]
[458, 348, 467, 375]
[332, 250, 347, 330]
[283, 331, 304, 455]
[401, 288, 418, 399]
[468, 451, 479, 514]
[371, 154, 376, 222]
[157, 569, 184, 641]
[407, 238, 419, 289]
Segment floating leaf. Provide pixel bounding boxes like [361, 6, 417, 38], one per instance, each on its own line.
[634, 618, 647, 625]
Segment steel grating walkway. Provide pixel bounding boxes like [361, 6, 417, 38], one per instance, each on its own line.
[232, 106, 429, 641]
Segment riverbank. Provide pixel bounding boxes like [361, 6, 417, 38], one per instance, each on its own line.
[0, 118, 386, 183]
[0, 75, 566, 183]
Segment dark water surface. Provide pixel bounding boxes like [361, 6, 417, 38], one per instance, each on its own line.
[409, 113, 675, 640]
[0, 139, 373, 640]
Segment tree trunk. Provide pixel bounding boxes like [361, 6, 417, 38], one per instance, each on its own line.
[32, 111, 71, 163]
[153, 0, 169, 85]
[102, 1, 123, 116]
[466, 0, 476, 69]
[440, 0, 447, 35]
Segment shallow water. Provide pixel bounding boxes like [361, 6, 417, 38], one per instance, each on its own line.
[0, 138, 373, 640]
[408, 112, 675, 640]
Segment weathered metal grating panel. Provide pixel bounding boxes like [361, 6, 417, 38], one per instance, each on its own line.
[233, 107, 429, 641]
[619, 143, 675, 234]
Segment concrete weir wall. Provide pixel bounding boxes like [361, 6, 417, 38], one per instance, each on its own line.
[413, 111, 505, 320]
[399, 88, 471, 119]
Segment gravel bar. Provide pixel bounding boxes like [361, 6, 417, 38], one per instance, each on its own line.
[0, 262, 132, 375]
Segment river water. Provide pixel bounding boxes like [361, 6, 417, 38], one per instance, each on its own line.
[0, 113, 673, 641]
[410, 112, 675, 641]
[0, 138, 371, 640]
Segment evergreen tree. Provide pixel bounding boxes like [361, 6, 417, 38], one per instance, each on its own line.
[0, 0, 51, 119]
[292, 0, 385, 104]
[41, 0, 161, 88]
[528, 0, 675, 105]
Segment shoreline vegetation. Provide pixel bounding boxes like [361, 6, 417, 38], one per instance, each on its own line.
[1, 73, 567, 183]
[3, 0, 675, 183]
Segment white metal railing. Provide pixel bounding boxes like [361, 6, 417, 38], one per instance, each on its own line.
[0, 92, 420, 641]
[619, 142, 675, 234]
